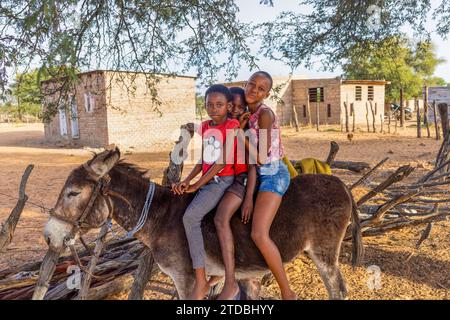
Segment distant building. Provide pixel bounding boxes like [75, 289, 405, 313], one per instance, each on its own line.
[41, 70, 196, 151]
[225, 77, 389, 126]
[425, 86, 450, 122]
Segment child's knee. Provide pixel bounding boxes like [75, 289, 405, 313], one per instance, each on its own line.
[183, 211, 200, 229]
[214, 213, 230, 230]
[251, 230, 268, 246]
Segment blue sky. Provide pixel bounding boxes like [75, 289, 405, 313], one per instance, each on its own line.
[224, 0, 450, 83]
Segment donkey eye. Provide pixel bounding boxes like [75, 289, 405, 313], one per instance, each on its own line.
[67, 191, 80, 197]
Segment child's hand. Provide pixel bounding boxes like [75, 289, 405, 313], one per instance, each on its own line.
[184, 183, 199, 194]
[239, 112, 250, 128]
[171, 180, 189, 195]
[241, 197, 253, 224]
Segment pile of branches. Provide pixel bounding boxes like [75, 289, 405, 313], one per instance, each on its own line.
[351, 134, 450, 243]
[0, 238, 147, 300]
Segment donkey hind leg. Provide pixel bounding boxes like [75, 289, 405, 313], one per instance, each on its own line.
[307, 249, 347, 300]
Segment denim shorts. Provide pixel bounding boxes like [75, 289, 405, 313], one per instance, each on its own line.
[257, 160, 290, 197]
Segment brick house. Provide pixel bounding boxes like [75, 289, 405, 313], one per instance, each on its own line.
[225, 77, 389, 127]
[41, 70, 196, 151]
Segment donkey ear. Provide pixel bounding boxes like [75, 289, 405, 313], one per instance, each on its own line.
[87, 146, 121, 177]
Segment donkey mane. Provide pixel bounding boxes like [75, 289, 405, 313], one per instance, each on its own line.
[112, 160, 151, 180]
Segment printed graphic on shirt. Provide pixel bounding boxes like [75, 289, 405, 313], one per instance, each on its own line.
[203, 135, 222, 164]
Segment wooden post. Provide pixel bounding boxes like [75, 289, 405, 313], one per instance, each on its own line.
[370, 101, 376, 133]
[416, 98, 422, 138]
[388, 111, 391, 134]
[400, 87, 405, 127]
[380, 113, 384, 133]
[326, 141, 340, 165]
[395, 111, 398, 134]
[77, 223, 109, 300]
[423, 86, 430, 138]
[433, 100, 440, 140]
[0, 165, 34, 251]
[292, 104, 299, 132]
[365, 102, 370, 132]
[130, 123, 195, 300]
[438, 103, 449, 140]
[316, 88, 320, 131]
[306, 92, 312, 127]
[128, 248, 154, 300]
[351, 103, 355, 132]
[343, 102, 349, 133]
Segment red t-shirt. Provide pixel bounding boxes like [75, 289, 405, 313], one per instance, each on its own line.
[199, 119, 240, 176]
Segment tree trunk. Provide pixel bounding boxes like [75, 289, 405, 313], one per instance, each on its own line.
[0, 165, 34, 252]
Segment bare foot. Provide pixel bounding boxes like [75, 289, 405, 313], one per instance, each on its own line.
[208, 276, 223, 287]
[282, 290, 298, 300]
[217, 282, 240, 300]
[189, 282, 211, 300]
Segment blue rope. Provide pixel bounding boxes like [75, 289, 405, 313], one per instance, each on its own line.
[123, 182, 155, 239]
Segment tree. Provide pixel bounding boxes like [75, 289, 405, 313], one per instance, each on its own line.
[260, 1, 450, 71]
[341, 37, 446, 102]
[195, 92, 206, 119]
[1, 0, 450, 120]
[9, 70, 44, 121]
[0, 0, 257, 118]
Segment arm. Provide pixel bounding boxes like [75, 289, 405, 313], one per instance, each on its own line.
[187, 163, 226, 193]
[258, 109, 274, 164]
[239, 110, 273, 166]
[241, 164, 257, 224]
[171, 162, 202, 195]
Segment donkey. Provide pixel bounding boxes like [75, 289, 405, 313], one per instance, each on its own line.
[33, 147, 363, 300]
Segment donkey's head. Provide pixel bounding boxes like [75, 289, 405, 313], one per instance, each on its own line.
[43, 146, 121, 251]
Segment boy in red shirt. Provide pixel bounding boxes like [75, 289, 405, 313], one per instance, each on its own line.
[172, 84, 239, 300]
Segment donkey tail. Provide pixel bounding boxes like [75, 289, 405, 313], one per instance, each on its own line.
[350, 196, 364, 267]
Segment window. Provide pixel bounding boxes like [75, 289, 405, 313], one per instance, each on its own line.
[327, 104, 331, 117]
[355, 86, 362, 101]
[368, 86, 374, 101]
[308, 87, 324, 103]
[84, 92, 96, 112]
[303, 105, 307, 118]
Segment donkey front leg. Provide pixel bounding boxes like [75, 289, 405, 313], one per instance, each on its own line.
[154, 260, 194, 300]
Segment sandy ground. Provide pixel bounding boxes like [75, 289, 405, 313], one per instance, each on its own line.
[0, 122, 448, 300]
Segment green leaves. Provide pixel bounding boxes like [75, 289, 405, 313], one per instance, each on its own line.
[342, 37, 445, 102]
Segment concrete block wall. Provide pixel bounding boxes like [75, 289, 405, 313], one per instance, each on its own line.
[105, 72, 196, 152]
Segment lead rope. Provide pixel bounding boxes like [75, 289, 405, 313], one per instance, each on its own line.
[124, 181, 155, 239]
